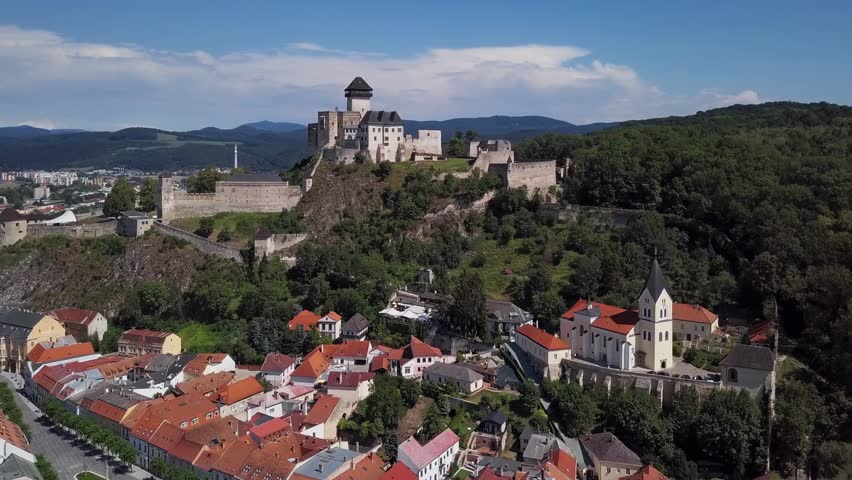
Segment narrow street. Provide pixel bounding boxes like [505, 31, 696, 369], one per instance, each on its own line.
[0, 375, 150, 480]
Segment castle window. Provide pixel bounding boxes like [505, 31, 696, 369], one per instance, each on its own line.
[728, 368, 739, 383]
[659, 332, 663, 341]
[665, 331, 669, 340]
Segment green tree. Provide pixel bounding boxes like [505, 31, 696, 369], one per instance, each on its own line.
[137, 177, 158, 212]
[444, 270, 487, 339]
[195, 217, 215, 238]
[530, 290, 565, 331]
[187, 167, 228, 193]
[519, 379, 541, 416]
[447, 130, 466, 157]
[35, 455, 59, 480]
[550, 381, 600, 437]
[103, 178, 137, 217]
[464, 130, 479, 142]
[381, 430, 399, 462]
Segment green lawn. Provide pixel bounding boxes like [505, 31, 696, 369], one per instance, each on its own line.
[76, 472, 105, 480]
[449, 408, 476, 445]
[386, 158, 472, 190]
[171, 211, 281, 244]
[178, 322, 220, 352]
[777, 355, 807, 380]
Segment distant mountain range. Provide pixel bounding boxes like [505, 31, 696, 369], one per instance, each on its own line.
[0, 115, 617, 171]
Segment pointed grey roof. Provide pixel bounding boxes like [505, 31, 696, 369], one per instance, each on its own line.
[345, 76, 372, 92]
[642, 256, 669, 301]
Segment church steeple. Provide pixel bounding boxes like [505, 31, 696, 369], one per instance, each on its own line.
[642, 253, 669, 301]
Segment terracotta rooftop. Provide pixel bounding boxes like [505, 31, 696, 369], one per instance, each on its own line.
[380, 463, 418, 480]
[27, 341, 95, 363]
[261, 352, 296, 374]
[175, 371, 235, 396]
[0, 411, 30, 453]
[403, 336, 442, 358]
[47, 307, 102, 325]
[326, 371, 375, 388]
[291, 346, 336, 380]
[333, 452, 386, 480]
[516, 325, 570, 351]
[333, 340, 373, 359]
[620, 465, 669, 480]
[322, 311, 343, 322]
[289, 310, 322, 331]
[673, 303, 717, 324]
[303, 395, 341, 426]
[119, 329, 173, 347]
[215, 377, 264, 405]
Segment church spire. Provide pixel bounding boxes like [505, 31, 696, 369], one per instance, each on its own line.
[643, 252, 669, 301]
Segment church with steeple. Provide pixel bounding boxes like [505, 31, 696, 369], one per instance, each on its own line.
[559, 257, 676, 371]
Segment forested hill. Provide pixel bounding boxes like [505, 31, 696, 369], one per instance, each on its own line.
[517, 100, 852, 394]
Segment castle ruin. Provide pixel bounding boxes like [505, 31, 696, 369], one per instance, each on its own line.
[470, 140, 558, 194]
[156, 173, 303, 222]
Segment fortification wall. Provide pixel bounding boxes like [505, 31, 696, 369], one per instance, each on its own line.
[472, 150, 514, 172]
[27, 221, 117, 239]
[506, 160, 557, 192]
[152, 222, 242, 260]
[166, 185, 302, 220]
[401, 130, 442, 160]
[254, 233, 308, 258]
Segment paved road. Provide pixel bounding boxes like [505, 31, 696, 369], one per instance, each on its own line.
[0, 376, 151, 480]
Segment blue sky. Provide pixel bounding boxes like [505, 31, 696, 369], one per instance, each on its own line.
[2, 1, 850, 130]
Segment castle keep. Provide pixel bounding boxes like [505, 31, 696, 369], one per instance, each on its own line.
[156, 173, 302, 222]
[308, 77, 443, 163]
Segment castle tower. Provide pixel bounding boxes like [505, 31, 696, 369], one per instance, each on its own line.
[344, 77, 372, 118]
[636, 254, 673, 370]
[156, 174, 174, 222]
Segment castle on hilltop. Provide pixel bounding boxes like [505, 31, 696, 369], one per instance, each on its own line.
[307, 77, 443, 163]
[156, 173, 303, 222]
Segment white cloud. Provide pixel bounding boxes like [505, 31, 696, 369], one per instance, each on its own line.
[0, 25, 762, 129]
[16, 119, 56, 129]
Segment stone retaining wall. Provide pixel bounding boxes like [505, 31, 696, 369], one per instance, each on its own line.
[27, 221, 117, 239]
[152, 222, 242, 261]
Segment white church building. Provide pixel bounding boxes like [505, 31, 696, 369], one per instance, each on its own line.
[560, 257, 675, 371]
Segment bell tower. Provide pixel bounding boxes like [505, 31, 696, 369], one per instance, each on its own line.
[344, 76, 373, 119]
[637, 254, 673, 370]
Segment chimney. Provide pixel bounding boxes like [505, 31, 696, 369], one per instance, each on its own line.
[350, 458, 355, 470]
[317, 463, 324, 473]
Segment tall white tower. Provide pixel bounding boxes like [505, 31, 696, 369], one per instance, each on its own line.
[344, 76, 373, 119]
[234, 144, 238, 170]
[637, 255, 673, 370]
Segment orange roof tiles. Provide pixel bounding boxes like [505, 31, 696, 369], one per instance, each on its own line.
[620, 465, 669, 480]
[27, 342, 95, 363]
[673, 303, 717, 324]
[291, 346, 335, 380]
[47, 307, 101, 325]
[333, 452, 386, 480]
[516, 325, 570, 350]
[404, 336, 442, 358]
[213, 438, 258, 476]
[119, 329, 172, 347]
[324, 311, 342, 321]
[261, 353, 296, 373]
[0, 411, 30, 453]
[592, 311, 640, 336]
[380, 462, 418, 480]
[288, 310, 322, 331]
[215, 377, 264, 405]
[149, 421, 185, 451]
[333, 340, 372, 359]
[549, 447, 577, 480]
[303, 395, 340, 426]
[176, 372, 235, 396]
[562, 299, 627, 320]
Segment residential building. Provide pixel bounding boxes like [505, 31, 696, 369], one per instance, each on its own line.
[380, 463, 419, 480]
[486, 300, 533, 342]
[331, 452, 386, 480]
[398, 428, 460, 480]
[331, 340, 375, 372]
[290, 447, 371, 480]
[302, 395, 350, 440]
[291, 344, 338, 387]
[560, 258, 681, 371]
[423, 363, 484, 394]
[0, 310, 66, 373]
[515, 324, 571, 379]
[672, 304, 719, 342]
[383, 336, 444, 379]
[174, 372, 235, 397]
[326, 372, 375, 403]
[317, 312, 343, 340]
[0, 411, 35, 464]
[289, 310, 322, 332]
[118, 329, 181, 356]
[213, 377, 265, 421]
[0, 453, 42, 479]
[182, 353, 235, 379]
[341, 313, 369, 341]
[116, 211, 155, 237]
[81, 388, 150, 435]
[719, 344, 775, 395]
[580, 432, 643, 480]
[259, 352, 296, 387]
[129, 395, 220, 468]
[470, 411, 508, 452]
[47, 307, 108, 342]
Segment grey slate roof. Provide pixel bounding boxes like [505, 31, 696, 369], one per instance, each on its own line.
[0, 454, 43, 480]
[523, 432, 559, 461]
[580, 432, 642, 466]
[476, 457, 531, 475]
[145, 353, 178, 372]
[482, 410, 508, 426]
[345, 76, 372, 92]
[487, 299, 532, 325]
[719, 344, 775, 371]
[642, 257, 669, 300]
[342, 313, 369, 334]
[360, 110, 403, 126]
[222, 173, 284, 183]
[424, 362, 483, 384]
[0, 310, 44, 340]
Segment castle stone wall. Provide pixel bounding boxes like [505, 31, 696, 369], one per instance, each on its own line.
[505, 160, 557, 192]
[254, 233, 308, 258]
[27, 221, 117, 239]
[472, 150, 514, 172]
[158, 176, 302, 222]
[152, 222, 242, 260]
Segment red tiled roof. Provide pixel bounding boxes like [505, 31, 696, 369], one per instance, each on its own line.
[291, 345, 337, 380]
[216, 377, 264, 405]
[149, 421, 185, 451]
[213, 438, 258, 476]
[673, 303, 717, 324]
[0, 412, 31, 453]
[549, 446, 577, 480]
[175, 372, 235, 396]
[398, 428, 459, 470]
[562, 299, 627, 320]
[592, 310, 640, 336]
[403, 336, 442, 358]
[748, 319, 773, 344]
[370, 355, 389, 372]
[260, 353, 296, 373]
[47, 307, 101, 325]
[516, 325, 570, 351]
[380, 463, 418, 480]
[333, 340, 372, 359]
[476, 467, 513, 480]
[27, 342, 95, 363]
[620, 465, 669, 480]
[288, 310, 321, 331]
[120, 329, 173, 345]
[327, 371, 375, 388]
[303, 395, 340, 426]
[334, 452, 386, 480]
[324, 311, 342, 322]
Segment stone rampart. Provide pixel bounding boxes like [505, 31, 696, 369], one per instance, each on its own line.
[27, 221, 117, 239]
[506, 160, 557, 192]
[254, 233, 308, 258]
[166, 186, 302, 220]
[152, 222, 242, 261]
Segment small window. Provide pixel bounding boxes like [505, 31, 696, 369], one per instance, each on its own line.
[659, 332, 663, 341]
[665, 331, 669, 340]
